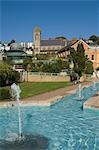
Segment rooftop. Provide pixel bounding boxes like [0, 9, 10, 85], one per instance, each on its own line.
[41, 40, 66, 46]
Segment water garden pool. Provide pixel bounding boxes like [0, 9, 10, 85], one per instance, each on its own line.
[0, 83, 99, 150]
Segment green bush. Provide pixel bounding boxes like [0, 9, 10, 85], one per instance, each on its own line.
[0, 61, 20, 86]
[84, 60, 94, 74]
[0, 88, 11, 100]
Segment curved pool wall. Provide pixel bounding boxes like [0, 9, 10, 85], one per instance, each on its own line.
[0, 83, 99, 150]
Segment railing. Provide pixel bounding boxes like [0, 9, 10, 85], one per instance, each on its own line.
[28, 72, 61, 76]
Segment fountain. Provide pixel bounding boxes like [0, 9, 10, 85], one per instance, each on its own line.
[0, 83, 49, 149]
[0, 82, 99, 149]
[11, 83, 23, 140]
[93, 80, 96, 90]
[76, 84, 83, 100]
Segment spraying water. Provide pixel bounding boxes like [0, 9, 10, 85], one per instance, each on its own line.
[11, 83, 22, 140]
[93, 81, 96, 90]
[78, 84, 82, 99]
[76, 84, 83, 100]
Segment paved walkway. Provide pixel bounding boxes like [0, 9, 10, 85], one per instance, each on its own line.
[83, 92, 99, 110]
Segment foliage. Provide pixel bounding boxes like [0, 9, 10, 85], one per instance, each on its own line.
[23, 58, 32, 71]
[36, 54, 49, 60]
[89, 35, 99, 45]
[0, 61, 20, 87]
[89, 35, 98, 42]
[36, 54, 56, 60]
[84, 60, 94, 74]
[32, 62, 44, 72]
[42, 63, 60, 73]
[69, 43, 86, 77]
[55, 36, 67, 40]
[8, 39, 16, 46]
[23, 57, 69, 73]
[0, 88, 11, 100]
[36, 60, 70, 73]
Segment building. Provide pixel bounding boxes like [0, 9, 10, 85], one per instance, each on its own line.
[33, 26, 67, 54]
[58, 39, 99, 69]
[0, 43, 10, 52]
[0, 51, 6, 61]
[1, 27, 99, 70]
[20, 42, 33, 55]
[4, 43, 32, 72]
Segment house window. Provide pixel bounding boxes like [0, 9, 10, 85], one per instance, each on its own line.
[86, 55, 88, 59]
[91, 55, 94, 60]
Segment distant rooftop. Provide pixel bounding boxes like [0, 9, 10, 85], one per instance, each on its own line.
[41, 40, 66, 46]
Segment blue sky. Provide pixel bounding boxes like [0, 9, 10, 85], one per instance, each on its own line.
[0, 0, 99, 42]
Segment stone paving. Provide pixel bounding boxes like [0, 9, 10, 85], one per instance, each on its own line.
[83, 92, 99, 110]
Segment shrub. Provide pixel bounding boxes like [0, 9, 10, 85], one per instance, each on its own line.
[0, 88, 11, 100]
[0, 61, 20, 86]
[84, 60, 94, 74]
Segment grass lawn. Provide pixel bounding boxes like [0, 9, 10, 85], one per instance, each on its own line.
[0, 82, 72, 100]
[20, 82, 72, 98]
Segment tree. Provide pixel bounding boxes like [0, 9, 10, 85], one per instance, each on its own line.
[23, 58, 32, 71]
[84, 60, 94, 74]
[42, 62, 61, 73]
[69, 43, 86, 77]
[0, 61, 20, 86]
[57, 59, 69, 70]
[8, 39, 16, 46]
[10, 39, 16, 43]
[89, 35, 97, 42]
[55, 36, 67, 41]
[23, 58, 32, 82]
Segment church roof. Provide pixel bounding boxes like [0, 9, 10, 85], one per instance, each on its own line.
[34, 26, 41, 32]
[41, 40, 65, 46]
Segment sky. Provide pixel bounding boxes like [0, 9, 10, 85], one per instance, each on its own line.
[0, 0, 99, 42]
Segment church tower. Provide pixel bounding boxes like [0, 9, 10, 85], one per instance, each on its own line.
[34, 26, 41, 54]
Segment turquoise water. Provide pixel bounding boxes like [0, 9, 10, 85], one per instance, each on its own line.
[0, 83, 99, 150]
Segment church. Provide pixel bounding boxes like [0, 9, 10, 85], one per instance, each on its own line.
[33, 26, 67, 54]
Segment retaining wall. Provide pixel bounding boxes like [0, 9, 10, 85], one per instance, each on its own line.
[23, 72, 70, 82]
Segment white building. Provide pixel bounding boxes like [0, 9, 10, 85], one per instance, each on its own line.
[0, 43, 10, 52]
